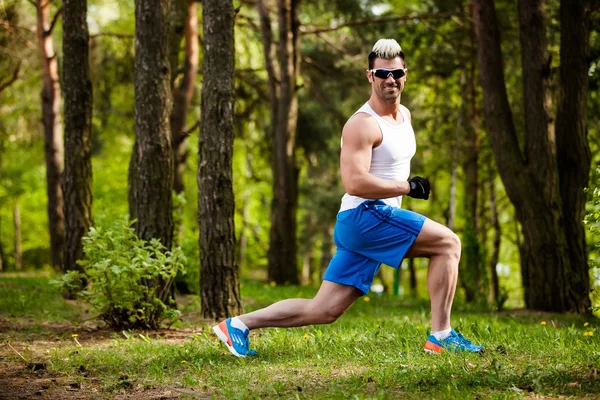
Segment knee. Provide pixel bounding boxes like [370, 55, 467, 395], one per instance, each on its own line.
[443, 231, 461, 260]
[312, 303, 346, 324]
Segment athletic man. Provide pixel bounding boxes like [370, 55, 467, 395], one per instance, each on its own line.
[213, 39, 483, 357]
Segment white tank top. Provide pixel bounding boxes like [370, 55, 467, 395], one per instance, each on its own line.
[339, 102, 417, 212]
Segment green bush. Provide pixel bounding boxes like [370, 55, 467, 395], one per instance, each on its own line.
[52, 218, 186, 330]
[585, 167, 600, 313]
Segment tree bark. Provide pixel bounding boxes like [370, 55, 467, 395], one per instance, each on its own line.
[409, 258, 417, 298]
[471, 0, 587, 312]
[489, 178, 502, 308]
[554, 0, 592, 314]
[170, 0, 198, 195]
[62, 0, 93, 279]
[258, 0, 301, 285]
[36, 0, 64, 270]
[129, 0, 174, 308]
[13, 202, 22, 271]
[199, 0, 243, 319]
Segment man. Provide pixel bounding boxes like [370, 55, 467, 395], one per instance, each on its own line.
[213, 39, 483, 357]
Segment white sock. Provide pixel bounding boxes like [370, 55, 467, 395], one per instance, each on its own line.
[432, 328, 452, 341]
[230, 317, 249, 332]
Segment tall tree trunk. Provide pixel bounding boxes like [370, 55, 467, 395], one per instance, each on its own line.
[554, 0, 591, 314]
[62, 0, 93, 281]
[36, 0, 64, 270]
[489, 178, 502, 308]
[258, 0, 301, 285]
[462, 35, 487, 304]
[170, 0, 198, 195]
[13, 202, 22, 271]
[471, 0, 582, 312]
[409, 258, 417, 298]
[129, 0, 174, 304]
[199, 0, 242, 319]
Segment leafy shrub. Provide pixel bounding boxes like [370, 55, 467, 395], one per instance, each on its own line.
[585, 167, 600, 313]
[52, 218, 186, 330]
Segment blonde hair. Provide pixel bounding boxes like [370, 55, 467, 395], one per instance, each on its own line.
[368, 39, 405, 69]
[371, 39, 403, 59]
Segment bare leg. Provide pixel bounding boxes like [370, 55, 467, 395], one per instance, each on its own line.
[239, 281, 362, 330]
[405, 218, 461, 332]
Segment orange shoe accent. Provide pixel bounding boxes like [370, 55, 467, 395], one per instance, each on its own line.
[219, 321, 232, 346]
[424, 340, 443, 353]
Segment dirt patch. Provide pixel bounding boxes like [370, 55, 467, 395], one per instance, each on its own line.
[0, 364, 212, 399]
[1, 316, 215, 399]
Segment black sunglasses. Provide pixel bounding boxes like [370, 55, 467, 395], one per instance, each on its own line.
[370, 68, 407, 80]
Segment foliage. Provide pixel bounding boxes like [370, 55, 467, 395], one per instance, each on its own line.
[585, 167, 600, 313]
[51, 218, 186, 330]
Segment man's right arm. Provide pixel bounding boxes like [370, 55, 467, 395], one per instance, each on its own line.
[340, 115, 411, 199]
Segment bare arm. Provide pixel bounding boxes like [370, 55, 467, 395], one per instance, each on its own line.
[340, 114, 411, 198]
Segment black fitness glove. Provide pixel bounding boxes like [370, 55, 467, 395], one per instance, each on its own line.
[407, 176, 430, 200]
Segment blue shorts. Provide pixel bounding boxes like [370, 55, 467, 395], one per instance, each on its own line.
[323, 200, 426, 295]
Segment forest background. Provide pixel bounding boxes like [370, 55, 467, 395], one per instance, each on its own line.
[1, 0, 599, 317]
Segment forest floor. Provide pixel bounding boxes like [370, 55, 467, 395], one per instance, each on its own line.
[0, 318, 214, 399]
[2, 274, 600, 399]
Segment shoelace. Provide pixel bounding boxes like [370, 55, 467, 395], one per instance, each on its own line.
[456, 332, 474, 346]
[444, 332, 473, 350]
[235, 331, 255, 355]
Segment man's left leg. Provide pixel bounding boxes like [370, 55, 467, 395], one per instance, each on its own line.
[213, 281, 362, 357]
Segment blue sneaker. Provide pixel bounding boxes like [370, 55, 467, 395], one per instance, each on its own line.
[424, 329, 483, 353]
[213, 318, 257, 357]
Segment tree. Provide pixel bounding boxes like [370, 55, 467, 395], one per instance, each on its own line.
[169, 0, 199, 196]
[129, 0, 174, 304]
[258, 0, 301, 285]
[199, 0, 243, 319]
[471, 0, 591, 312]
[35, 0, 64, 270]
[62, 0, 93, 280]
[554, 0, 592, 314]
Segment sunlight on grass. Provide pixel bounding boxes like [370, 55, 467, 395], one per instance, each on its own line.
[1, 275, 599, 398]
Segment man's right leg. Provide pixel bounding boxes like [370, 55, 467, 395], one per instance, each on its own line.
[240, 281, 362, 329]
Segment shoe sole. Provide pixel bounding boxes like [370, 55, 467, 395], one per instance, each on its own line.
[213, 324, 245, 358]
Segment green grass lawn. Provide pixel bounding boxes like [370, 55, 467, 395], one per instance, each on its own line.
[1, 274, 599, 399]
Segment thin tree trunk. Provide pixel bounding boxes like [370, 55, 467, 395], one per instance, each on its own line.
[409, 258, 417, 297]
[199, 0, 242, 319]
[554, 0, 591, 314]
[129, 0, 174, 310]
[13, 202, 22, 271]
[170, 0, 198, 195]
[258, 0, 301, 285]
[62, 0, 93, 281]
[36, 0, 64, 270]
[489, 178, 501, 308]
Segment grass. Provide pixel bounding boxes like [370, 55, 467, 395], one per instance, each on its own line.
[1, 274, 599, 399]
